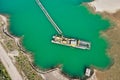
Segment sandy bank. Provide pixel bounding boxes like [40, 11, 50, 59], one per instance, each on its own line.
[88, 0, 120, 13]
[0, 15, 23, 80]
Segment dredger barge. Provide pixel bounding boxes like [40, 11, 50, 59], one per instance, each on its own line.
[36, 0, 91, 50]
[52, 35, 90, 50]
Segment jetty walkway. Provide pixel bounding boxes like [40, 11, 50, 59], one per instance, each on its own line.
[36, 0, 63, 34]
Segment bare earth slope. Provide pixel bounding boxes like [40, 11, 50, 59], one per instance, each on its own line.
[96, 11, 120, 80]
[87, 1, 120, 79]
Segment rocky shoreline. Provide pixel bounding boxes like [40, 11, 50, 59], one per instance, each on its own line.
[2, 1, 120, 79]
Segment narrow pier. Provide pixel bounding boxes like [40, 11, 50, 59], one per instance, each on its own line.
[36, 0, 91, 50]
[36, 0, 62, 34]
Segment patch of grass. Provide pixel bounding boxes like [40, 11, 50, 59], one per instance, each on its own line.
[0, 61, 11, 80]
[15, 53, 42, 80]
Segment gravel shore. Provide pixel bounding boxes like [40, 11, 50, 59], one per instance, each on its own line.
[88, 0, 120, 13]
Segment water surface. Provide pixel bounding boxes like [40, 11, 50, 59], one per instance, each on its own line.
[0, 0, 111, 77]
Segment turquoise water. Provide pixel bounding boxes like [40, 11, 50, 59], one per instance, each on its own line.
[0, 0, 111, 77]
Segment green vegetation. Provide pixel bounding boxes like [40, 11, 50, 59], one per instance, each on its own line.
[0, 19, 43, 80]
[0, 61, 11, 80]
[5, 39, 17, 52]
[0, 20, 11, 80]
[15, 52, 42, 80]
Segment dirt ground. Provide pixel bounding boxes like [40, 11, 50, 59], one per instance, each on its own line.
[96, 11, 120, 80]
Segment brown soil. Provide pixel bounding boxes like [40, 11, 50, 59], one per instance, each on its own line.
[96, 11, 120, 80]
